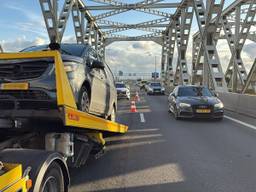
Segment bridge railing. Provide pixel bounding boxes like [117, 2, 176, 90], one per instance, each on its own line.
[217, 92, 256, 118]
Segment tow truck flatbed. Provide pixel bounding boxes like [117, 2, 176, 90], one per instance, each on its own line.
[0, 51, 128, 191]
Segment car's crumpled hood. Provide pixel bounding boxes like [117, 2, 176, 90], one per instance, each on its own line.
[178, 96, 220, 105]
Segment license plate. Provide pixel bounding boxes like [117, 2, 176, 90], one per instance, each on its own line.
[196, 109, 211, 113]
[1, 82, 29, 90]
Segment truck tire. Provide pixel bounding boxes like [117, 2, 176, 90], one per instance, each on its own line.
[40, 161, 65, 192]
[0, 149, 70, 192]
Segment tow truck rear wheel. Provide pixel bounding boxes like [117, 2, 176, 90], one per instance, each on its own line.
[40, 162, 65, 192]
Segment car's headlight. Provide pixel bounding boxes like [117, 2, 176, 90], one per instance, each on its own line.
[161, 87, 165, 91]
[214, 102, 224, 109]
[179, 103, 191, 108]
[148, 88, 153, 91]
[64, 62, 78, 72]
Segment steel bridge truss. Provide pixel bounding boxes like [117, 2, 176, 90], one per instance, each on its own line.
[37, 0, 256, 93]
[192, 0, 256, 93]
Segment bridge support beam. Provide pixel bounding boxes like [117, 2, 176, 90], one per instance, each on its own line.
[72, 1, 85, 44]
[243, 59, 256, 94]
[192, 34, 203, 85]
[222, 1, 256, 93]
[165, 27, 176, 87]
[193, 0, 227, 92]
[161, 34, 168, 80]
[173, 6, 193, 85]
[39, 0, 75, 43]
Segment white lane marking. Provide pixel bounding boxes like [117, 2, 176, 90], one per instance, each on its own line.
[140, 113, 145, 123]
[224, 115, 256, 130]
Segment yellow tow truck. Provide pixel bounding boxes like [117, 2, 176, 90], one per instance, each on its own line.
[0, 50, 128, 191]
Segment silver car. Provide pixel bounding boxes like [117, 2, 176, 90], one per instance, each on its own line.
[116, 82, 130, 100]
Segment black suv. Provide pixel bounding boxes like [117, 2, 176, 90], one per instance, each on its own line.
[0, 44, 117, 128]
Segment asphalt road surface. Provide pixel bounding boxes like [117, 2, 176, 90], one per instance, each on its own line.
[69, 90, 256, 192]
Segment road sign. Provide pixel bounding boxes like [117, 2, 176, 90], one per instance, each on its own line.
[152, 72, 159, 79]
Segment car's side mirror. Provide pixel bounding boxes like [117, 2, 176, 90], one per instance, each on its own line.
[214, 92, 219, 97]
[91, 60, 105, 69]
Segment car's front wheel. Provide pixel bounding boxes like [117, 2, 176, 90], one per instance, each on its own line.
[174, 106, 180, 120]
[168, 103, 172, 113]
[78, 86, 90, 113]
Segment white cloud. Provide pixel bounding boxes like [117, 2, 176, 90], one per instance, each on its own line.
[3, 3, 47, 38]
[216, 39, 256, 73]
[105, 41, 162, 74]
[1, 36, 47, 52]
[62, 36, 77, 43]
[241, 40, 256, 73]
[216, 39, 232, 72]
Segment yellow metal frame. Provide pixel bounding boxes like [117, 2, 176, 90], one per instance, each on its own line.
[0, 163, 29, 192]
[0, 51, 128, 140]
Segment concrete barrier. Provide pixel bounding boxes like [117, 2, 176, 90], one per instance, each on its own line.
[218, 92, 256, 118]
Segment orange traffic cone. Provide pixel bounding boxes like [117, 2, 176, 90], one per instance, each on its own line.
[130, 101, 137, 113]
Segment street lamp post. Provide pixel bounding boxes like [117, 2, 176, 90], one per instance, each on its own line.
[147, 52, 160, 81]
[154, 56, 157, 81]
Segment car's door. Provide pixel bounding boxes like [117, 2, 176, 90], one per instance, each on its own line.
[88, 49, 107, 115]
[104, 63, 116, 115]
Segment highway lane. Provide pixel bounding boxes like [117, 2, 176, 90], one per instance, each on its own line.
[69, 91, 256, 192]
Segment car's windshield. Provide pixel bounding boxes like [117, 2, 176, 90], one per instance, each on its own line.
[21, 44, 86, 57]
[116, 83, 126, 88]
[150, 82, 161, 87]
[178, 87, 213, 97]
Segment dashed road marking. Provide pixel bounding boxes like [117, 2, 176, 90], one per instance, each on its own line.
[224, 115, 256, 130]
[140, 113, 145, 123]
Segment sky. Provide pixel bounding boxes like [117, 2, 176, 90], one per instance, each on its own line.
[0, 0, 255, 75]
